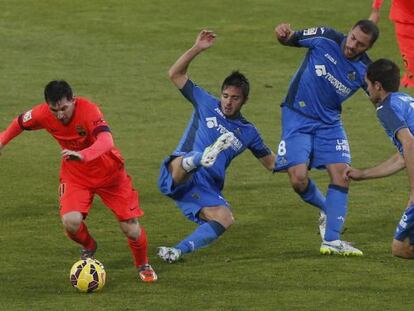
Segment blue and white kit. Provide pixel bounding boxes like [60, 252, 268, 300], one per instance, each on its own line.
[275, 26, 372, 171]
[158, 79, 271, 224]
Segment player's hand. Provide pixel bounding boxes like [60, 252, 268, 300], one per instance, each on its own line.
[194, 30, 216, 51]
[275, 23, 293, 42]
[61, 149, 84, 161]
[369, 9, 380, 24]
[344, 166, 364, 181]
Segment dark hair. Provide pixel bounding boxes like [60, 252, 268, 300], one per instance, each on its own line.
[353, 20, 379, 46]
[44, 80, 73, 105]
[366, 59, 400, 92]
[221, 71, 250, 99]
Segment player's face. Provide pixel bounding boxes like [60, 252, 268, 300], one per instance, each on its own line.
[343, 26, 372, 60]
[48, 98, 75, 124]
[365, 76, 381, 105]
[220, 86, 246, 118]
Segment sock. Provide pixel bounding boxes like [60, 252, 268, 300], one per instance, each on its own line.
[298, 178, 326, 213]
[396, 203, 414, 243]
[175, 221, 226, 254]
[65, 222, 96, 250]
[324, 184, 348, 242]
[181, 151, 203, 173]
[127, 227, 148, 267]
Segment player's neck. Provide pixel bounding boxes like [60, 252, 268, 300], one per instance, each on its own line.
[377, 91, 391, 106]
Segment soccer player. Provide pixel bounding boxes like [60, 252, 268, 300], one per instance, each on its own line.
[273, 20, 379, 256]
[0, 80, 157, 282]
[157, 30, 275, 263]
[346, 59, 414, 259]
[369, 0, 414, 88]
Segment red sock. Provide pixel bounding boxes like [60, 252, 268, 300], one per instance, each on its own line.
[127, 226, 148, 267]
[65, 222, 96, 250]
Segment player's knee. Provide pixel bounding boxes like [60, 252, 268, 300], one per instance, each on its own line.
[201, 206, 234, 229]
[120, 218, 141, 240]
[391, 240, 414, 259]
[289, 174, 308, 193]
[62, 212, 83, 233]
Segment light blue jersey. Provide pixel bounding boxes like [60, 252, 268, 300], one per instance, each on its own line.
[376, 92, 414, 153]
[283, 27, 371, 124]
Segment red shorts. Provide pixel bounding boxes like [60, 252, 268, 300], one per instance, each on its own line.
[59, 169, 144, 221]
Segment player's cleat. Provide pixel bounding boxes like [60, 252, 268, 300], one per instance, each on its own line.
[318, 212, 326, 240]
[200, 132, 235, 168]
[320, 240, 363, 256]
[80, 241, 97, 260]
[158, 246, 182, 263]
[138, 264, 158, 282]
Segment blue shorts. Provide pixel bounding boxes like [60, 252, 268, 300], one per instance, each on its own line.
[158, 156, 230, 225]
[275, 107, 351, 171]
[394, 209, 414, 242]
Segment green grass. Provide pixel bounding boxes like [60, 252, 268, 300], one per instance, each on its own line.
[1, 0, 414, 310]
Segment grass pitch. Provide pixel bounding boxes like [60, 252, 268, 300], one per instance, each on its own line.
[1, 0, 413, 310]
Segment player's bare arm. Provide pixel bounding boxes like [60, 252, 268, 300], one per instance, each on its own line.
[259, 152, 276, 171]
[274, 23, 294, 45]
[397, 128, 414, 202]
[168, 30, 216, 89]
[346, 152, 405, 181]
[369, 8, 380, 24]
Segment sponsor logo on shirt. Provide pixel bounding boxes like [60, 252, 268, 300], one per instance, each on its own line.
[206, 117, 218, 128]
[23, 110, 33, 123]
[206, 112, 243, 151]
[314, 64, 351, 96]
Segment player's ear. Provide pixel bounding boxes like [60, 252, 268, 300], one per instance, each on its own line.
[374, 81, 382, 91]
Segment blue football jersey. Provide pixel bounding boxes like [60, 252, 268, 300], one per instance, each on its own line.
[282, 27, 371, 124]
[376, 92, 414, 153]
[173, 79, 271, 189]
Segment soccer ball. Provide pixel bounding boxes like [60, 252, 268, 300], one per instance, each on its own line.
[70, 258, 106, 293]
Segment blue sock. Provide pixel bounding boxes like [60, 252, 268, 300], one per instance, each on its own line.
[175, 221, 226, 254]
[298, 179, 326, 213]
[181, 151, 203, 172]
[396, 203, 414, 242]
[324, 184, 348, 242]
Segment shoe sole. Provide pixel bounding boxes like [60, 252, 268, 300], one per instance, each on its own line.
[320, 247, 363, 256]
[139, 272, 158, 282]
[201, 133, 234, 167]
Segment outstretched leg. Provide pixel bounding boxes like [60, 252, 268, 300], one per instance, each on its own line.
[158, 205, 232, 263]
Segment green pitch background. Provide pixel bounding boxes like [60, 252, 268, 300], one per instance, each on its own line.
[1, 0, 413, 310]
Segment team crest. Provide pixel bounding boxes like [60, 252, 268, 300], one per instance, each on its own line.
[347, 71, 356, 81]
[76, 125, 87, 137]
